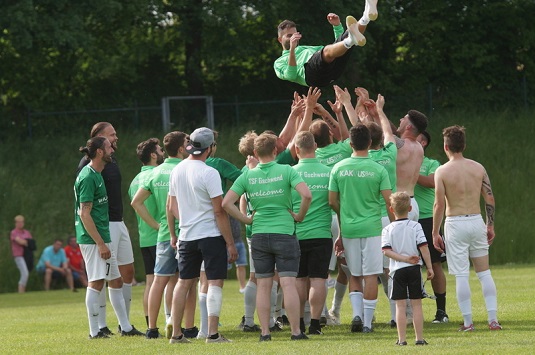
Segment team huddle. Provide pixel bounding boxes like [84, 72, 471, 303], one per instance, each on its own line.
[73, 82, 501, 345]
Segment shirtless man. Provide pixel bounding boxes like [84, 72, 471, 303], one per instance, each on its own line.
[432, 125, 501, 332]
[393, 110, 428, 221]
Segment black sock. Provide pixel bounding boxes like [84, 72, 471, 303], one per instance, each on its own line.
[209, 333, 219, 339]
[435, 292, 446, 313]
[145, 315, 149, 327]
[310, 319, 320, 329]
[300, 318, 305, 333]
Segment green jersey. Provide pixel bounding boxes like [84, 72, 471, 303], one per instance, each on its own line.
[230, 160, 304, 236]
[74, 165, 110, 245]
[368, 142, 397, 217]
[315, 139, 352, 167]
[292, 158, 332, 240]
[129, 166, 158, 248]
[206, 157, 242, 195]
[329, 156, 391, 238]
[142, 157, 182, 243]
[275, 148, 297, 166]
[274, 24, 344, 86]
[414, 156, 440, 219]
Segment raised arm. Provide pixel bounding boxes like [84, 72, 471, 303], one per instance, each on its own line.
[481, 170, 496, 244]
[278, 92, 305, 151]
[375, 94, 396, 144]
[288, 87, 322, 159]
[333, 86, 354, 139]
[317, 102, 342, 141]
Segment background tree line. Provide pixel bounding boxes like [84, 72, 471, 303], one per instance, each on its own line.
[1, 0, 533, 135]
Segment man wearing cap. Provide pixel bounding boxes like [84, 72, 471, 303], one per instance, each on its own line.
[167, 127, 238, 344]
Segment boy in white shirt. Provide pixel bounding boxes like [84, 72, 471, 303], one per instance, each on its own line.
[382, 192, 434, 346]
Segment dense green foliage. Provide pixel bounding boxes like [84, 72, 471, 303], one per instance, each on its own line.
[1, 0, 533, 130]
[0, 109, 533, 293]
[1, 265, 534, 352]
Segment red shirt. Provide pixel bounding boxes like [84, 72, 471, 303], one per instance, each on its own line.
[10, 229, 33, 257]
[64, 245, 84, 271]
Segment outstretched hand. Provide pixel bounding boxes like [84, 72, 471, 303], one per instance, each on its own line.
[327, 13, 341, 26]
[306, 87, 321, 108]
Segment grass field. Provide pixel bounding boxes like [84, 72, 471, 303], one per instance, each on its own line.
[1, 264, 533, 354]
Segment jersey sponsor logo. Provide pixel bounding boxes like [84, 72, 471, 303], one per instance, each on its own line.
[249, 188, 284, 198]
[308, 184, 328, 191]
[303, 171, 330, 178]
[98, 196, 108, 204]
[319, 153, 343, 166]
[153, 181, 169, 187]
[375, 158, 391, 166]
[357, 171, 375, 178]
[339, 170, 354, 177]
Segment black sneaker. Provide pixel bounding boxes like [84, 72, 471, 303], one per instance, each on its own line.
[259, 334, 272, 342]
[432, 310, 449, 324]
[396, 340, 407, 346]
[183, 326, 199, 338]
[269, 321, 283, 332]
[389, 320, 397, 328]
[89, 331, 110, 339]
[237, 316, 245, 330]
[99, 326, 114, 336]
[145, 328, 160, 339]
[308, 325, 323, 335]
[280, 315, 290, 326]
[351, 316, 363, 333]
[291, 332, 309, 340]
[362, 326, 373, 333]
[319, 316, 327, 327]
[416, 339, 429, 345]
[121, 325, 144, 336]
[243, 324, 261, 332]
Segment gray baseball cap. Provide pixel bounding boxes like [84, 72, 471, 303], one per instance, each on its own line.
[185, 127, 214, 155]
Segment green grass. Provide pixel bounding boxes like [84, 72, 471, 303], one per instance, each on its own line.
[1, 264, 534, 354]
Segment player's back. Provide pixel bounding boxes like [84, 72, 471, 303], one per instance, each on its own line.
[439, 158, 484, 216]
[396, 139, 423, 195]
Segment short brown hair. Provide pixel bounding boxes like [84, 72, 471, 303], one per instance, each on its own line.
[136, 138, 160, 164]
[309, 120, 331, 148]
[365, 122, 383, 148]
[350, 124, 371, 151]
[254, 133, 277, 158]
[295, 131, 316, 154]
[407, 110, 428, 135]
[390, 191, 411, 216]
[238, 130, 257, 157]
[277, 20, 296, 36]
[164, 131, 188, 157]
[443, 125, 466, 153]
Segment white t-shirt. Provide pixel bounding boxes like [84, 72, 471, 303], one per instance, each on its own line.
[381, 219, 427, 274]
[169, 159, 223, 241]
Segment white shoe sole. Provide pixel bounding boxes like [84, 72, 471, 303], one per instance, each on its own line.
[367, 0, 378, 21]
[346, 16, 366, 47]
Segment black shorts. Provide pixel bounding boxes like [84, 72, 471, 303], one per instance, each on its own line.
[297, 238, 333, 279]
[419, 217, 446, 264]
[390, 265, 423, 300]
[304, 31, 353, 87]
[178, 236, 228, 280]
[141, 246, 157, 275]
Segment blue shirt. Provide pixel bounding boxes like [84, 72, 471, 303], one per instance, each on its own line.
[36, 246, 67, 272]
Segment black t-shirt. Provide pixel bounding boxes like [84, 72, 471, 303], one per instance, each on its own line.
[77, 155, 123, 221]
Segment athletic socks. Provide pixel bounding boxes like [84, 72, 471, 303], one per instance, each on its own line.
[303, 301, 311, 327]
[435, 292, 447, 313]
[244, 281, 257, 327]
[207, 285, 223, 317]
[270, 281, 278, 324]
[455, 275, 473, 326]
[164, 285, 171, 323]
[199, 292, 208, 336]
[109, 287, 132, 332]
[86, 287, 101, 337]
[275, 286, 283, 318]
[332, 281, 347, 314]
[349, 291, 364, 319]
[363, 299, 378, 328]
[122, 283, 132, 319]
[97, 284, 107, 329]
[477, 270, 498, 322]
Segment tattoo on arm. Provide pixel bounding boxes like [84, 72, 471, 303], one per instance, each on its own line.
[81, 202, 93, 211]
[482, 173, 493, 196]
[395, 136, 404, 149]
[485, 204, 495, 226]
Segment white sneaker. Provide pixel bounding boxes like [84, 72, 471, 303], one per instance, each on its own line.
[328, 309, 341, 326]
[206, 333, 232, 343]
[239, 288, 246, 294]
[366, 0, 378, 21]
[197, 331, 207, 340]
[346, 16, 366, 47]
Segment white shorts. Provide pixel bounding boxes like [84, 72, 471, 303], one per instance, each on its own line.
[109, 221, 134, 265]
[81, 244, 121, 282]
[329, 215, 340, 271]
[381, 216, 391, 269]
[247, 238, 255, 273]
[444, 214, 489, 276]
[342, 236, 382, 277]
[408, 197, 419, 222]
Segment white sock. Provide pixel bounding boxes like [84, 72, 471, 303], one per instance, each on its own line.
[456, 275, 473, 326]
[97, 283, 107, 329]
[349, 291, 363, 319]
[275, 286, 283, 318]
[207, 285, 223, 317]
[477, 270, 498, 322]
[332, 281, 347, 314]
[109, 287, 132, 332]
[363, 299, 378, 328]
[199, 292, 208, 335]
[388, 277, 396, 320]
[343, 36, 354, 49]
[244, 281, 257, 326]
[122, 283, 132, 320]
[270, 281, 278, 325]
[86, 287, 101, 337]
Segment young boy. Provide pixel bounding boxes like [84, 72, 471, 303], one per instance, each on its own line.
[381, 192, 434, 346]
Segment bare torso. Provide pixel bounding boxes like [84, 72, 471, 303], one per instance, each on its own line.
[395, 137, 424, 196]
[435, 157, 485, 216]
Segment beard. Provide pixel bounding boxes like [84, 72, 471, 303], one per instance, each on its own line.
[156, 154, 165, 165]
[282, 39, 291, 50]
